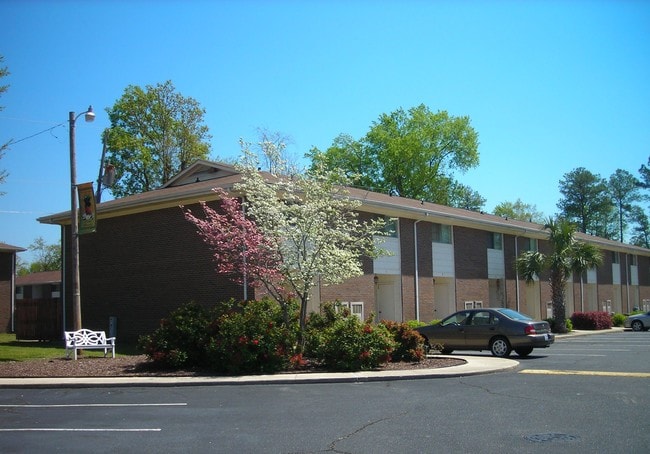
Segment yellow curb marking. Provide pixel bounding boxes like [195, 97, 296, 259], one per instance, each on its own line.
[520, 369, 650, 378]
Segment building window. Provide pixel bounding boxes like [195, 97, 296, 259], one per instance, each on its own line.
[464, 301, 483, 309]
[525, 238, 538, 252]
[432, 223, 452, 244]
[612, 251, 620, 264]
[630, 254, 638, 266]
[489, 232, 503, 250]
[338, 301, 364, 320]
[382, 217, 398, 238]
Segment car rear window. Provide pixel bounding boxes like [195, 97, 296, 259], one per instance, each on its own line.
[496, 308, 533, 321]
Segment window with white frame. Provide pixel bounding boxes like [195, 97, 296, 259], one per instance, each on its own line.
[382, 217, 398, 238]
[525, 238, 538, 252]
[489, 232, 503, 250]
[432, 223, 452, 244]
[338, 302, 364, 320]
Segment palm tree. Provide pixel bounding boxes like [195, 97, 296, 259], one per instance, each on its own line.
[516, 218, 603, 333]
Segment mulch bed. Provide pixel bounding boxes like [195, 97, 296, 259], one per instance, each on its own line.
[0, 355, 465, 378]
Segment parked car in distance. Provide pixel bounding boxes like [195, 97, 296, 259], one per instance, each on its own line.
[415, 308, 555, 358]
[624, 311, 650, 332]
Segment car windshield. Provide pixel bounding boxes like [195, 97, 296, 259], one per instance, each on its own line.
[440, 311, 472, 326]
[495, 308, 533, 321]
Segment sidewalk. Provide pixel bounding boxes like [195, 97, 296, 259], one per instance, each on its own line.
[0, 327, 625, 389]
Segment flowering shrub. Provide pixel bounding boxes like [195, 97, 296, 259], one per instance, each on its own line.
[570, 311, 613, 330]
[305, 302, 396, 371]
[381, 320, 426, 362]
[138, 302, 211, 368]
[206, 298, 299, 374]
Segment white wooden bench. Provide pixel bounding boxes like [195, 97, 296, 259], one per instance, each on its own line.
[65, 329, 116, 360]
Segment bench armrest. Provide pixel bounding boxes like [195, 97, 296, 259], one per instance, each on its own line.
[106, 337, 116, 344]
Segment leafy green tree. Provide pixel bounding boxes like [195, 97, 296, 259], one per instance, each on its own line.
[17, 237, 62, 275]
[493, 198, 545, 223]
[557, 167, 613, 237]
[630, 206, 650, 248]
[608, 169, 644, 243]
[105, 80, 211, 197]
[447, 182, 486, 211]
[185, 141, 386, 346]
[0, 55, 10, 194]
[308, 104, 480, 205]
[639, 156, 650, 189]
[516, 218, 603, 333]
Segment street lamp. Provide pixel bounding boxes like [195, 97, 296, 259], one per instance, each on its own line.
[69, 105, 95, 331]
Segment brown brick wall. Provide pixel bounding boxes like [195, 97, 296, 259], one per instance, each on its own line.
[639, 256, 650, 286]
[68, 202, 245, 343]
[453, 226, 488, 280]
[0, 253, 14, 333]
[319, 274, 376, 315]
[56, 194, 650, 342]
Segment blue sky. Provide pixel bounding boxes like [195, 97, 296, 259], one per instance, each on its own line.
[1, 0, 649, 262]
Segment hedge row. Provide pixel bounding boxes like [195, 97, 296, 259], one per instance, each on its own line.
[570, 311, 613, 330]
[139, 300, 427, 374]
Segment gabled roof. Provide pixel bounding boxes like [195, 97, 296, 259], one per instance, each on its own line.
[37, 160, 650, 256]
[16, 270, 62, 286]
[161, 160, 239, 188]
[0, 242, 26, 253]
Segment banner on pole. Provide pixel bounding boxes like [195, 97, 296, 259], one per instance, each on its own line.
[77, 182, 97, 234]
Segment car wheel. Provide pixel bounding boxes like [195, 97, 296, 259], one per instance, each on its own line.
[515, 347, 533, 357]
[490, 337, 512, 357]
[440, 347, 454, 355]
[631, 320, 644, 332]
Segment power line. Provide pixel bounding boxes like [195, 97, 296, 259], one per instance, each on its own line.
[6, 122, 65, 146]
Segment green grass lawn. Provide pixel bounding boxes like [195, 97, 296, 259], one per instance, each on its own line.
[0, 333, 141, 362]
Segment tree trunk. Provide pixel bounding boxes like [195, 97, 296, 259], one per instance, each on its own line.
[550, 269, 568, 333]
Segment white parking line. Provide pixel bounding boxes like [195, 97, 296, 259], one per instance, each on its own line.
[542, 353, 606, 356]
[520, 369, 650, 378]
[551, 349, 630, 352]
[0, 428, 161, 432]
[0, 403, 187, 408]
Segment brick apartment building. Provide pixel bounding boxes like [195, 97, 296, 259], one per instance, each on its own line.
[38, 161, 650, 343]
[0, 242, 25, 334]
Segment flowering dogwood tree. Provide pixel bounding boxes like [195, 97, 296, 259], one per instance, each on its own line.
[183, 142, 386, 344]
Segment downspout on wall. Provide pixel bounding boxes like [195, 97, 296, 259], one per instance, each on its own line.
[514, 236, 520, 312]
[414, 220, 422, 322]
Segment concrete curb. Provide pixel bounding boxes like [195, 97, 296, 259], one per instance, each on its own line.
[0, 327, 624, 389]
[0, 356, 520, 389]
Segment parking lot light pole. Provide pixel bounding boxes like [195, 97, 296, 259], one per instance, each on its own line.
[69, 105, 95, 331]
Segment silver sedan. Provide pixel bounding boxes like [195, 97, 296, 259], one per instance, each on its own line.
[624, 311, 650, 331]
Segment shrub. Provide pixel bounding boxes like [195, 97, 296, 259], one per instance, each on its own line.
[405, 319, 427, 329]
[206, 298, 299, 375]
[570, 311, 613, 330]
[545, 317, 573, 333]
[381, 320, 426, 362]
[138, 301, 211, 368]
[305, 302, 396, 371]
[611, 313, 626, 327]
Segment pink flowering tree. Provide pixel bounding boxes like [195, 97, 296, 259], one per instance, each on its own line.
[184, 141, 387, 346]
[183, 188, 282, 286]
